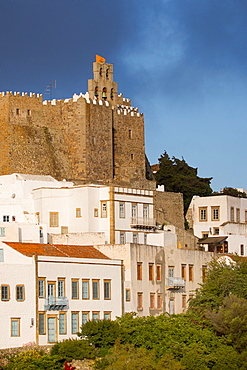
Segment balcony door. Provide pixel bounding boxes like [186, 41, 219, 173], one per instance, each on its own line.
[48, 317, 56, 343]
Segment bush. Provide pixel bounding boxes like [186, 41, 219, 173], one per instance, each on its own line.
[50, 338, 96, 361]
[3, 349, 63, 370]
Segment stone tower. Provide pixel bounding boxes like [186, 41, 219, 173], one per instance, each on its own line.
[0, 57, 146, 184]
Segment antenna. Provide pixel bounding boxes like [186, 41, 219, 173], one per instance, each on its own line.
[44, 80, 57, 99]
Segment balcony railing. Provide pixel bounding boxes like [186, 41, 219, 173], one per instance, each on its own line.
[166, 277, 185, 289]
[44, 297, 69, 311]
[130, 217, 156, 230]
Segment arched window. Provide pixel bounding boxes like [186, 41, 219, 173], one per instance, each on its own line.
[106, 69, 109, 79]
[99, 68, 102, 77]
[111, 88, 114, 100]
[95, 86, 98, 98]
[102, 87, 107, 100]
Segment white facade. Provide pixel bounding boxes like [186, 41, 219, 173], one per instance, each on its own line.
[187, 195, 247, 255]
[0, 242, 122, 348]
[0, 174, 73, 245]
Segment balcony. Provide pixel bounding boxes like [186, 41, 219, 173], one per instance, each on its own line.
[44, 297, 69, 311]
[166, 277, 185, 290]
[130, 217, 156, 230]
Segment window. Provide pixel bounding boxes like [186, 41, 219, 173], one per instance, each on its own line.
[150, 293, 155, 309]
[39, 313, 45, 335]
[104, 312, 111, 320]
[157, 293, 163, 309]
[3, 215, 9, 222]
[126, 289, 131, 301]
[202, 232, 208, 239]
[36, 212, 40, 224]
[101, 202, 107, 218]
[71, 312, 79, 334]
[27, 109, 31, 116]
[169, 298, 174, 314]
[0, 249, 4, 262]
[133, 233, 138, 243]
[92, 280, 99, 299]
[230, 207, 234, 222]
[137, 292, 143, 310]
[16, 285, 25, 301]
[76, 208, 81, 218]
[59, 313, 66, 334]
[120, 232, 125, 244]
[61, 226, 68, 234]
[143, 205, 148, 219]
[189, 265, 194, 281]
[202, 265, 207, 282]
[104, 280, 111, 300]
[1, 285, 10, 301]
[131, 204, 137, 218]
[149, 263, 154, 281]
[38, 278, 45, 298]
[48, 282, 56, 298]
[168, 266, 174, 278]
[236, 208, 240, 223]
[213, 227, 219, 235]
[240, 244, 244, 256]
[49, 212, 59, 227]
[144, 233, 147, 245]
[137, 262, 142, 280]
[82, 312, 89, 325]
[16, 108, 20, 115]
[156, 264, 162, 281]
[82, 280, 89, 299]
[128, 129, 132, 139]
[211, 207, 220, 221]
[94, 208, 98, 217]
[58, 279, 65, 298]
[245, 210, 247, 222]
[199, 207, 207, 221]
[0, 227, 5, 237]
[92, 136, 96, 145]
[92, 312, 100, 322]
[71, 279, 79, 299]
[181, 264, 186, 281]
[11, 318, 20, 337]
[130, 154, 134, 160]
[182, 295, 187, 309]
[119, 203, 125, 218]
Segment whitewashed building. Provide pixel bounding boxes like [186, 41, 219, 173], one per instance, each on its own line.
[0, 241, 122, 348]
[187, 194, 247, 255]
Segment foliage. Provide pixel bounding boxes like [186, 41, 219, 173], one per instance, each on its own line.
[94, 342, 184, 370]
[189, 258, 247, 313]
[78, 319, 124, 350]
[3, 349, 63, 370]
[155, 151, 212, 212]
[206, 295, 247, 352]
[50, 338, 96, 361]
[216, 187, 247, 198]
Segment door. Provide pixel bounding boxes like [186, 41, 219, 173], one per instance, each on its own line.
[48, 317, 56, 343]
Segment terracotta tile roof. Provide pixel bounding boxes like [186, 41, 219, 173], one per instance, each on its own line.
[4, 242, 110, 260]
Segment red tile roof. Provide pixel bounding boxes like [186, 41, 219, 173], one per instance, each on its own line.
[4, 242, 110, 260]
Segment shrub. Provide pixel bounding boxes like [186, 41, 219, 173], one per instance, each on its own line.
[50, 338, 96, 361]
[3, 349, 63, 370]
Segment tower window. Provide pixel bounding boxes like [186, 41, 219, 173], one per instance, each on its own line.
[99, 68, 102, 77]
[111, 88, 114, 100]
[95, 86, 98, 98]
[16, 109, 20, 115]
[106, 69, 109, 79]
[128, 130, 132, 139]
[130, 154, 134, 160]
[102, 87, 107, 100]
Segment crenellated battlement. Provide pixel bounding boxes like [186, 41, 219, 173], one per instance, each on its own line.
[0, 91, 43, 103]
[116, 104, 142, 117]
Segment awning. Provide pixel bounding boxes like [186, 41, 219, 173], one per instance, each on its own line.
[198, 236, 228, 245]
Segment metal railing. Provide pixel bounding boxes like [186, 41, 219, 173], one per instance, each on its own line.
[130, 217, 156, 229]
[44, 297, 69, 311]
[166, 277, 185, 289]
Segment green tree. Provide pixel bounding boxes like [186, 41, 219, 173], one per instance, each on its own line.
[155, 151, 212, 212]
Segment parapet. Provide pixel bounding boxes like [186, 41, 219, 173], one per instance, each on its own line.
[0, 91, 42, 100]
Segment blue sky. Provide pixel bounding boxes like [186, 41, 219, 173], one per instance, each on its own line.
[0, 0, 247, 191]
